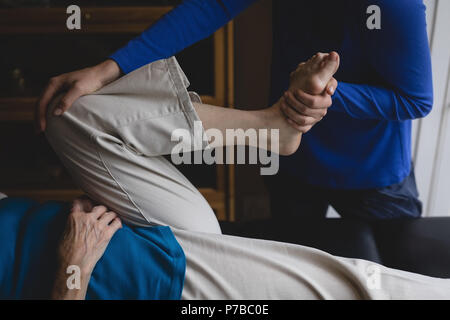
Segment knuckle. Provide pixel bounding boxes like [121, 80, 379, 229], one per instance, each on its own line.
[283, 104, 292, 115]
[295, 89, 304, 99]
[94, 205, 106, 212]
[285, 92, 293, 102]
[298, 104, 307, 113]
[298, 92, 314, 106]
[59, 98, 68, 108]
[296, 117, 306, 126]
[49, 77, 59, 86]
[69, 210, 78, 219]
[72, 82, 85, 92]
[105, 212, 115, 220]
[289, 109, 299, 120]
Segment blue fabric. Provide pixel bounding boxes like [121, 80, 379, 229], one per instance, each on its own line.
[266, 165, 422, 220]
[109, 0, 255, 74]
[0, 197, 185, 300]
[109, 0, 433, 189]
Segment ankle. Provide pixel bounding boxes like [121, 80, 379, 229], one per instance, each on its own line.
[260, 102, 302, 156]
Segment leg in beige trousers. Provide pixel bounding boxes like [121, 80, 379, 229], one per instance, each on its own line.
[46, 57, 221, 232]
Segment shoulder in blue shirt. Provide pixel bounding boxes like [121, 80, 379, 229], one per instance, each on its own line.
[0, 197, 186, 300]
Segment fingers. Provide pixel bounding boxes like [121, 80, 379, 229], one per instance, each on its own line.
[106, 218, 122, 238]
[286, 118, 313, 133]
[90, 205, 108, 219]
[293, 88, 333, 110]
[281, 85, 335, 133]
[98, 211, 118, 228]
[89, 206, 123, 239]
[280, 99, 321, 132]
[35, 77, 64, 132]
[89, 205, 122, 233]
[35, 71, 91, 133]
[53, 85, 84, 116]
[61, 205, 122, 278]
[283, 91, 328, 118]
[71, 199, 85, 213]
[75, 196, 94, 212]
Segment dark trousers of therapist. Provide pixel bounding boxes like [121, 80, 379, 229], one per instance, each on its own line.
[264, 166, 422, 221]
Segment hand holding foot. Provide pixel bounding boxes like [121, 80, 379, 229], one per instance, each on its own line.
[280, 52, 340, 132]
[264, 52, 340, 155]
[186, 52, 339, 156]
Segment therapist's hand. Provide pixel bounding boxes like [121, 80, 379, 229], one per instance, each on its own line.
[280, 78, 338, 133]
[36, 59, 121, 133]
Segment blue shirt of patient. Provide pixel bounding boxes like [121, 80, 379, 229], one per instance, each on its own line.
[0, 197, 186, 300]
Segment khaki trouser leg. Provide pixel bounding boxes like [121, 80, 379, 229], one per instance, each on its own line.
[173, 228, 450, 300]
[46, 57, 221, 233]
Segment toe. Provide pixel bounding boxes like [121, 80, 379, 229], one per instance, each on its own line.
[317, 52, 340, 82]
[312, 52, 326, 63]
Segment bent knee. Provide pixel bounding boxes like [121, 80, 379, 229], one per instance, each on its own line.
[45, 93, 89, 149]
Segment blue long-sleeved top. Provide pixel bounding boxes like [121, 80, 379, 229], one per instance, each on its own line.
[110, 0, 433, 189]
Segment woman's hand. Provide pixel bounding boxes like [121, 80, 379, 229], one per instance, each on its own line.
[52, 198, 122, 300]
[36, 59, 121, 132]
[281, 52, 339, 133]
[280, 78, 338, 133]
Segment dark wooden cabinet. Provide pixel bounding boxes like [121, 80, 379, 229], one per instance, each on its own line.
[0, 6, 236, 221]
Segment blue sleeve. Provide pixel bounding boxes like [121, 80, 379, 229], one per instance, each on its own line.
[110, 0, 257, 74]
[331, 0, 433, 121]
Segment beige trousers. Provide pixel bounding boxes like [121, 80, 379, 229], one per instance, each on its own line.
[46, 57, 450, 300]
[46, 57, 220, 232]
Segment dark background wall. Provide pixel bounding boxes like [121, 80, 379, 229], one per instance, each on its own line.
[233, 0, 273, 221]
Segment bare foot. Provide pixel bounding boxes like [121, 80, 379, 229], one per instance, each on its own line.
[289, 51, 340, 95]
[266, 52, 340, 155]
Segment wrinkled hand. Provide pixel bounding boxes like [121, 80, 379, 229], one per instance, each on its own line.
[279, 78, 337, 133]
[58, 198, 122, 276]
[52, 198, 122, 300]
[35, 59, 121, 132]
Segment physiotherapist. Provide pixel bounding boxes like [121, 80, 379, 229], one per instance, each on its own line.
[36, 0, 433, 221]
